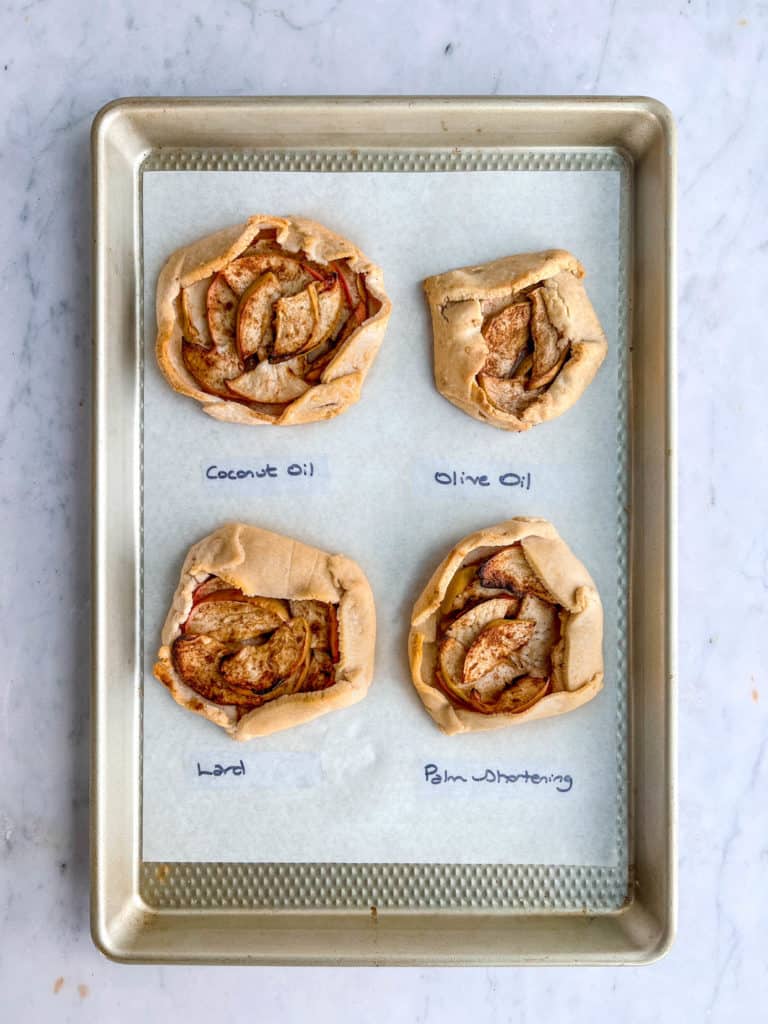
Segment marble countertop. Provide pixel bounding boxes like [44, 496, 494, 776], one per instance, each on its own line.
[2, 1, 765, 1020]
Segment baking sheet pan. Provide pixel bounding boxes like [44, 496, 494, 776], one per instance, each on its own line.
[92, 97, 676, 964]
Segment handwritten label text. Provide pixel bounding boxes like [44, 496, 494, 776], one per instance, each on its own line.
[197, 759, 245, 777]
[433, 469, 532, 490]
[189, 751, 321, 789]
[423, 762, 573, 793]
[201, 458, 327, 493]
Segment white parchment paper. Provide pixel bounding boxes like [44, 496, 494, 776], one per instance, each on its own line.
[141, 167, 622, 865]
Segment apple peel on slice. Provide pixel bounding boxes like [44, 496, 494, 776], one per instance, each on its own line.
[181, 278, 213, 348]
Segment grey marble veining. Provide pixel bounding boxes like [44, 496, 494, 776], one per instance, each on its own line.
[1, 0, 766, 1020]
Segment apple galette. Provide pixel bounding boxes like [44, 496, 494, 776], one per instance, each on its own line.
[408, 518, 603, 735]
[156, 215, 391, 425]
[423, 249, 607, 431]
[154, 523, 376, 739]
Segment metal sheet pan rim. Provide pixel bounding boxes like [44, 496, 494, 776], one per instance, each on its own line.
[91, 95, 676, 966]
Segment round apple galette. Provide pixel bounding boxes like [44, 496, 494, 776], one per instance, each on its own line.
[423, 249, 607, 431]
[156, 215, 391, 425]
[408, 518, 603, 735]
[154, 523, 375, 738]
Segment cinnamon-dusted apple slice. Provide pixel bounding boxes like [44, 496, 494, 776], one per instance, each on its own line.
[482, 301, 531, 377]
[182, 340, 243, 400]
[289, 599, 334, 650]
[507, 595, 560, 679]
[156, 215, 391, 425]
[409, 517, 604, 735]
[476, 374, 542, 418]
[271, 278, 343, 361]
[154, 523, 376, 738]
[183, 594, 289, 643]
[462, 619, 535, 685]
[444, 597, 519, 647]
[479, 545, 555, 602]
[476, 675, 551, 715]
[222, 252, 307, 297]
[423, 249, 607, 431]
[271, 285, 316, 360]
[206, 273, 239, 348]
[236, 272, 282, 361]
[528, 288, 570, 390]
[447, 578, 520, 615]
[173, 634, 232, 703]
[304, 650, 336, 692]
[180, 278, 213, 348]
[220, 618, 310, 692]
[438, 637, 520, 710]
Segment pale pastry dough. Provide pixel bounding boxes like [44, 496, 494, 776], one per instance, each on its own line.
[156, 215, 392, 425]
[408, 518, 603, 735]
[423, 250, 607, 431]
[154, 523, 376, 739]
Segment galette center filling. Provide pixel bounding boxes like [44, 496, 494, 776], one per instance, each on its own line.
[475, 285, 571, 416]
[178, 229, 380, 410]
[172, 575, 340, 711]
[436, 543, 565, 715]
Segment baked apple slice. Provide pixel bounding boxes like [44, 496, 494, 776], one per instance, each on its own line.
[206, 273, 239, 348]
[182, 340, 243, 400]
[444, 596, 519, 647]
[482, 301, 531, 377]
[225, 362, 310, 404]
[528, 288, 570, 390]
[476, 374, 542, 417]
[479, 545, 555, 602]
[183, 594, 289, 643]
[462, 619, 535, 685]
[180, 278, 213, 348]
[219, 618, 310, 693]
[236, 272, 282, 361]
[222, 252, 307, 297]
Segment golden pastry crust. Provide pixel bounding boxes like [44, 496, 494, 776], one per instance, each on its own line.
[154, 523, 376, 739]
[156, 215, 392, 425]
[423, 249, 607, 431]
[408, 518, 603, 735]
